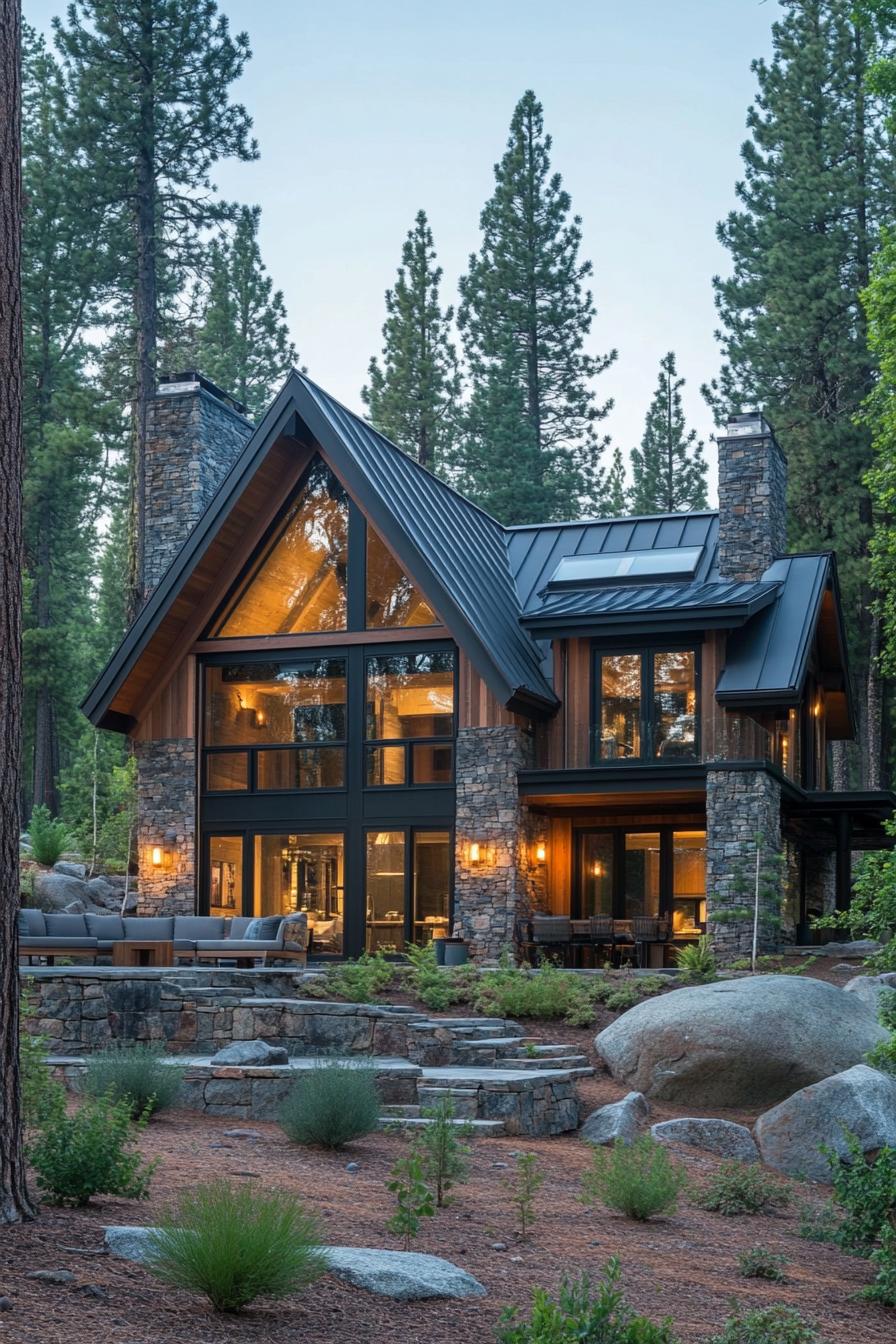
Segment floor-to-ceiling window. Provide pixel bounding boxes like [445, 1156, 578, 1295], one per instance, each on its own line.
[575, 826, 705, 935]
[364, 827, 452, 953]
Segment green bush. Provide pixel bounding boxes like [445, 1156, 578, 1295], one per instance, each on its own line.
[812, 824, 896, 971]
[28, 1092, 156, 1206]
[81, 1043, 185, 1118]
[709, 1304, 819, 1344]
[145, 1181, 325, 1312]
[279, 1062, 380, 1148]
[737, 1247, 789, 1281]
[19, 994, 66, 1127]
[402, 941, 472, 1011]
[866, 992, 896, 1075]
[864, 1224, 896, 1306]
[497, 1259, 679, 1344]
[582, 1137, 686, 1221]
[825, 1132, 896, 1254]
[304, 951, 396, 1002]
[474, 960, 611, 1026]
[674, 936, 717, 984]
[694, 1161, 790, 1216]
[27, 803, 72, 866]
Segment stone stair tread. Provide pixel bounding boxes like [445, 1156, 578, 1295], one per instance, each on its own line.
[496, 1054, 589, 1069]
[379, 1116, 505, 1134]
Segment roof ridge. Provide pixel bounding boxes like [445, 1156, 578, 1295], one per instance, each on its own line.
[505, 509, 720, 531]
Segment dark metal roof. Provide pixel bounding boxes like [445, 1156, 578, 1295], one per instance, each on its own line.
[715, 555, 832, 705]
[520, 578, 779, 634]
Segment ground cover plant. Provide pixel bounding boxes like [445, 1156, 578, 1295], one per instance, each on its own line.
[305, 950, 397, 1002]
[27, 1091, 156, 1206]
[582, 1136, 686, 1222]
[738, 1247, 790, 1281]
[279, 1061, 380, 1149]
[497, 1259, 679, 1343]
[694, 1161, 790, 1216]
[709, 1304, 819, 1344]
[146, 1180, 326, 1312]
[81, 1042, 185, 1118]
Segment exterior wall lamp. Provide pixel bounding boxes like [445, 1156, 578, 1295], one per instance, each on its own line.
[535, 842, 546, 863]
[151, 828, 177, 869]
[469, 841, 481, 865]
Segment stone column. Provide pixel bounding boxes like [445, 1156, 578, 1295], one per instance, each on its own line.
[705, 766, 783, 960]
[135, 739, 196, 915]
[454, 725, 545, 961]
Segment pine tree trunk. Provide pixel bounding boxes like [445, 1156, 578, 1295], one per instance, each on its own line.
[0, 0, 35, 1225]
[31, 529, 59, 813]
[866, 612, 883, 790]
[129, 0, 158, 616]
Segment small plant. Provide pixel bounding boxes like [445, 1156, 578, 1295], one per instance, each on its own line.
[709, 1303, 819, 1344]
[28, 1092, 156, 1206]
[386, 1149, 434, 1249]
[604, 984, 640, 1012]
[279, 1062, 380, 1149]
[497, 1259, 679, 1343]
[19, 994, 65, 1127]
[824, 1132, 896, 1254]
[416, 1097, 473, 1207]
[695, 1161, 790, 1216]
[504, 1151, 544, 1242]
[304, 950, 396, 1002]
[674, 935, 717, 984]
[866, 992, 896, 1076]
[582, 1136, 686, 1222]
[474, 960, 605, 1026]
[863, 1223, 896, 1306]
[796, 1199, 840, 1243]
[81, 1043, 184, 1118]
[27, 803, 72, 866]
[523, 1040, 539, 1057]
[146, 1181, 326, 1312]
[737, 1247, 789, 1282]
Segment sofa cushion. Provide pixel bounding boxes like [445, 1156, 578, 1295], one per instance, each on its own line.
[123, 916, 174, 940]
[195, 939, 281, 954]
[18, 908, 46, 937]
[228, 916, 252, 938]
[85, 913, 125, 940]
[244, 916, 283, 941]
[281, 912, 309, 952]
[174, 916, 225, 940]
[20, 936, 96, 950]
[44, 913, 89, 937]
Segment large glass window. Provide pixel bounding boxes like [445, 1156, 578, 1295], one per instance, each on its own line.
[624, 832, 661, 918]
[365, 651, 455, 786]
[579, 832, 614, 916]
[366, 831, 406, 952]
[209, 836, 243, 918]
[672, 830, 706, 939]
[213, 460, 349, 636]
[595, 647, 697, 763]
[254, 833, 344, 954]
[366, 527, 438, 628]
[413, 831, 451, 942]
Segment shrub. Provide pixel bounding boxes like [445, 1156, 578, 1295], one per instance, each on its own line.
[475, 961, 603, 1025]
[863, 1224, 896, 1306]
[27, 803, 72, 866]
[279, 1062, 380, 1149]
[497, 1259, 679, 1344]
[81, 1043, 185, 1118]
[28, 1092, 156, 1206]
[145, 1181, 325, 1312]
[694, 1161, 790, 1216]
[674, 936, 717, 984]
[825, 1132, 896, 1254]
[503, 1151, 544, 1242]
[709, 1304, 819, 1344]
[737, 1247, 789, 1282]
[866, 992, 896, 1075]
[19, 994, 65, 1127]
[812, 826, 896, 971]
[582, 1137, 686, 1221]
[386, 1149, 434, 1249]
[402, 941, 472, 1012]
[604, 985, 641, 1012]
[304, 951, 396, 1002]
[416, 1097, 473, 1207]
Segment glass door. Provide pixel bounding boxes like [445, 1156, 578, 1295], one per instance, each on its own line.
[253, 832, 345, 954]
[208, 835, 244, 918]
[365, 827, 452, 952]
[623, 832, 661, 918]
[577, 832, 614, 916]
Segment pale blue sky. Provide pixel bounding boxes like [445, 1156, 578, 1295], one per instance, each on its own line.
[25, 0, 776, 499]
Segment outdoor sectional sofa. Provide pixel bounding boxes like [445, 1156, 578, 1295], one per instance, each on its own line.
[17, 909, 309, 966]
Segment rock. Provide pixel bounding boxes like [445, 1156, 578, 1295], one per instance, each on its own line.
[104, 1227, 158, 1264]
[817, 940, 883, 958]
[76, 1285, 108, 1301]
[843, 975, 896, 1015]
[209, 1039, 289, 1066]
[579, 1091, 648, 1145]
[595, 974, 888, 1107]
[345, 1161, 360, 1173]
[650, 1118, 759, 1163]
[755, 1064, 896, 1181]
[33, 872, 89, 910]
[0, 1297, 12, 1311]
[54, 861, 87, 879]
[323, 1248, 486, 1300]
[86, 877, 118, 905]
[62, 900, 87, 915]
[222, 1128, 262, 1140]
[491, 1242, 508, 1251]
[25, 1270, 76, 1285]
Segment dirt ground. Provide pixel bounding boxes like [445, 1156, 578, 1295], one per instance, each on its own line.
[1, 955, 890, 1344]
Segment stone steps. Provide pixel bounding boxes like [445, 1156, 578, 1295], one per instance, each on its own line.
[494, 1056, 592, 1076]
[378, 1114, 506, 1135]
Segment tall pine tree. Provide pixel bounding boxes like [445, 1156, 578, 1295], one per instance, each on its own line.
[457, 90, 615, 524]
[708, 0, 893, 786]
[363, 209, 460, 472]
[191, 205, 297, 419]
[630, 353, 708, 514]
[54, 0, 257, 610]
[604, 446, 629, 515]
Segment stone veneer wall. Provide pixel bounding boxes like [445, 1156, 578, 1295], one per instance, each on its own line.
[716, 415, 788, 583]
[135, 739, 196, 914]
[453, 725, 545, 961]
[705, 766, 783, 959]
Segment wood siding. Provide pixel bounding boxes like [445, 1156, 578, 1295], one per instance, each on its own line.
[458, 651, 526, 729]
[133, 656, 196, 741]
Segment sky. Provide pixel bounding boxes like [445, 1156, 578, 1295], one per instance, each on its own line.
[24, 0, 777, 502]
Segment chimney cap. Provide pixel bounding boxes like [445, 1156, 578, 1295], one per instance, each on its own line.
[721, 410, 775, 439]
[157, 370, 248, 417]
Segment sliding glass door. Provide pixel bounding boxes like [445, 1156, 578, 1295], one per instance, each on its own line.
[576, 827, 705, 932]
[365, 827, 452, 953]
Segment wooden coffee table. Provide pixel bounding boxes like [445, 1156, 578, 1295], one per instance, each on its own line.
[112, 939, 175, 967]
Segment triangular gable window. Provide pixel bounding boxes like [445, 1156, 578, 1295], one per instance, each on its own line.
[366, 526, 437, 628]
[213, 458, 349, 636]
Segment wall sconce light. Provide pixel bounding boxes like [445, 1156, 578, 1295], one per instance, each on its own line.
[592, 860, 604, 878]
[151, 845, 163, 867]
[469, 841, 481, 865]
[535, 842, 546, 863]
[151, 829, 177, 870]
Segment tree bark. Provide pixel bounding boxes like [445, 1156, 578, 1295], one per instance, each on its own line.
[0, 0, 36, 1225]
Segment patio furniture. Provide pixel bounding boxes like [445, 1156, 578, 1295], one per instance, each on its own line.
[514, 916, 536, 964]
[531, 915, 572, 966]
[111, 939, 175, 967]
[631, 917, 671, 968]
[588, 914, 616, 965]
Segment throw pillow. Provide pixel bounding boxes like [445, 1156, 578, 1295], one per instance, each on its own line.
[281, 913, 309, 951]
[244, 915, 282, 941]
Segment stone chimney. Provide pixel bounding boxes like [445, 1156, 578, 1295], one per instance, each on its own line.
[142, 371, 254, 599]
[716, 411, 787, 583]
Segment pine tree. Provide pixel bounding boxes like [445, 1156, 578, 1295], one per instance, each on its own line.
[630, 353, 708, 514]
[457, 90, 616, 524]
[191, 206, 297, 419]
[54, 0, 257, 610]
[363, 210, 460, 472]
[604, 447, 629, 516]
[707, 0, 893, 786]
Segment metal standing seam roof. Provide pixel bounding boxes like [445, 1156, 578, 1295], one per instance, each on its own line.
[520, 578, 781, 630]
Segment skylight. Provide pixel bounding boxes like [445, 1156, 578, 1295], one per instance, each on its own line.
[547, 547, 703, 589]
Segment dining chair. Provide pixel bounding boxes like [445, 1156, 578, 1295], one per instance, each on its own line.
[531, 915, 572, 967]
